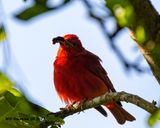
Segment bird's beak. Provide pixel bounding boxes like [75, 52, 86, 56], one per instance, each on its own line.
[52, 36, 74, 47]
[52, 36, 65, 45]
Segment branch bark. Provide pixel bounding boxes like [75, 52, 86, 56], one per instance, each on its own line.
[128, 0, 160, 84]
[51, 91, 158, 119]
[106, 0, 160, 84]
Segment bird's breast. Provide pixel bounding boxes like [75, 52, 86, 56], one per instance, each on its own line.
[54, 56, 108, 104]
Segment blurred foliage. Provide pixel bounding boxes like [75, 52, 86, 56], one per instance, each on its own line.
[15, 0, 72, 20]
[106, 0, 135, 27]
[135, 26, 146, 43]
[0, 72, 13, 93]
[0, 25, 7, 42]
[16, 3, 52, 20]
[0, 71, 64, 128]
[148, 108, 160, 127]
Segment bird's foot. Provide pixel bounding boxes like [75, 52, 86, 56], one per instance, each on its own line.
[60, 101, 77, 111]
[75, 99, 88, 113]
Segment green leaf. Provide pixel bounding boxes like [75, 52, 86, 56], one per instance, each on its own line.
[0, 95, 13, 117]
[0, 72, 64, 127]
[15, 4, 52, 20]
[0, 72, 13, 94]
[135, 26, 146, 43]
[0, 88, 64, 127]
[0, 25, 7, 42]
[106, 0, 135, 27]
[0, 90, 53, 127]
[148, 108, 160, 127]
[16, 0, 72, 21]
[46, 115, 65, 125]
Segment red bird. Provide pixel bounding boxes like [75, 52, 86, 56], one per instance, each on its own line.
[53, 34, 135, 124]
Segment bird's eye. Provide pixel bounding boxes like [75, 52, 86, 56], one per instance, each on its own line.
[66, 40, 78, 47]
[72, 42, 77, 46]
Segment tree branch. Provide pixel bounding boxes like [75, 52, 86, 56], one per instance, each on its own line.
[50, 91, 158, 119]
[106, 0, 160, 84]
[128, 0, 160, 84]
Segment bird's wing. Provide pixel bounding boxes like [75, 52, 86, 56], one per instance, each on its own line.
[76, 50, 122, 107]
[77, 50, 117, 92]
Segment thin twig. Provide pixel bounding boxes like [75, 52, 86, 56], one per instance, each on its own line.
[82, 0, 149, 73]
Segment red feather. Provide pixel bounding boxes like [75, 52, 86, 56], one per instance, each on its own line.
[53, 34, 135, 124]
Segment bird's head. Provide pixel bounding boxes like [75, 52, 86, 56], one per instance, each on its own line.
[53, 34, 84, 55]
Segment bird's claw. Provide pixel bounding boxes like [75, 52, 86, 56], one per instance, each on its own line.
[76, 98, 88, 111]
[60, 101, 77, 111]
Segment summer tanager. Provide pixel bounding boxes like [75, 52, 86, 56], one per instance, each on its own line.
[53, 34, 135, 124]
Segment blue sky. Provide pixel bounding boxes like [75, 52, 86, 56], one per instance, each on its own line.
[1, 0, 160, 128]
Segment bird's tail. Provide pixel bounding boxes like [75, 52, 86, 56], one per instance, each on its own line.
[105, 102, 135, 124]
